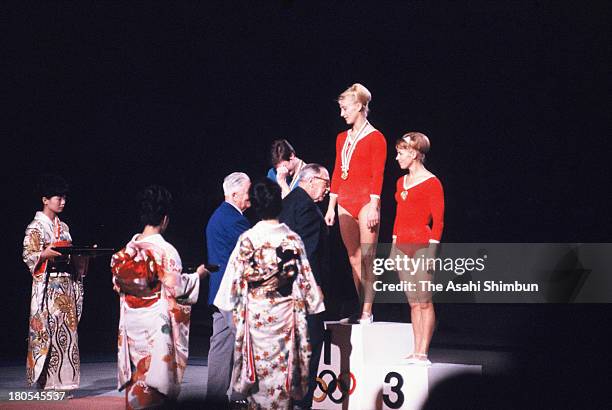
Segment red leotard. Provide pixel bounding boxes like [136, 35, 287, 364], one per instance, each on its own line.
[393, 176, 444, 255]
[330, 129, 387, 218]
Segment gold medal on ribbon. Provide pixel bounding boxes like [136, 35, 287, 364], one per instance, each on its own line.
[400, 190, 408, 200]
[340, 121, 369, 183]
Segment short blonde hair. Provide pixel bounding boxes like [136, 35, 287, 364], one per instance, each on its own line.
[338, 83, 372, 116]
[396, 132, 431, 162]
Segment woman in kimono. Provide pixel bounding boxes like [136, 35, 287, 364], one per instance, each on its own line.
[23, 174, 84, 391]
[215, 179, 325, 410]
[110, 185, 208, 409]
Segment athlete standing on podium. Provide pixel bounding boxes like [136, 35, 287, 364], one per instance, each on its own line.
[325, 83, 387, 323]
[392, 132, 444, 365]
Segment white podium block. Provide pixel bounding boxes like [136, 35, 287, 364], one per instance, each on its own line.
[312, 322, 482, 410]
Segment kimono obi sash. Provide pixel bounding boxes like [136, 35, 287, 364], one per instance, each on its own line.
[246, 246, 300, 298]
[111, 245, 163, 306]
[124, 291, 161, 309]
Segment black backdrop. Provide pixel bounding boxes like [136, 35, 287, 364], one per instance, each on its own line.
[4, 1, 610, 403]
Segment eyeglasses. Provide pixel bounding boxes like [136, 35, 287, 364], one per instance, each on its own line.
[311, 176, 330, 186]
[311, 176, 330, 194]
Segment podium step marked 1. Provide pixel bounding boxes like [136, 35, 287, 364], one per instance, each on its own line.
[313, 322, 481, 410]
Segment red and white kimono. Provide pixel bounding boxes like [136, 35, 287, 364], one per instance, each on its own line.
[215, 221, 325, 410]
[111, 233, 200, 409]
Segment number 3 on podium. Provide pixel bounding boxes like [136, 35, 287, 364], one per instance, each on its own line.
[383, 371, 405, 409]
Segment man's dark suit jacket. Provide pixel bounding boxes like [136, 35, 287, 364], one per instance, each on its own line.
[206, 201, 250, 305]
[279, 186, 330, 293]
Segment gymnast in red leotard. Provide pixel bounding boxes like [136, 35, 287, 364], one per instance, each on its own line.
[325, 83, 387, 324]
[392, 132, 444, 366]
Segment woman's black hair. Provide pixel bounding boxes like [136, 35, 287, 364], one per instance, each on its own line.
[270, 139, 296, 167]
[138, 185, 173, 227]
[250, 179, 282, 220]
[37, 174, 69, 199]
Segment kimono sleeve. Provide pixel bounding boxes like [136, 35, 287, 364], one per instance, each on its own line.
[161, 244, 200, 305]
[22, 222, 44, 277]
[294, 238, 325, 315]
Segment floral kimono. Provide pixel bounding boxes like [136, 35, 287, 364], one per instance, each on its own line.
[110, 233, 200, 409]
[215, 222, 325, 410]
[22, 211, 84, 390]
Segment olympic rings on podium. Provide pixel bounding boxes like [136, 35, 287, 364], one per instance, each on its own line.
[312, 369, 356, 403]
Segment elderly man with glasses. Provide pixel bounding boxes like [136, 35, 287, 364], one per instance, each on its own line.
[279, 163, 331, 410]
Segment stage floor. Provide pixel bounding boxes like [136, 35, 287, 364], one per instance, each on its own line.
[0, 358, 209, 409]
[0, 347, 514, 409]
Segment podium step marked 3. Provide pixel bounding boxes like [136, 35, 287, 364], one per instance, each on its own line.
[313, 322, 482, 410]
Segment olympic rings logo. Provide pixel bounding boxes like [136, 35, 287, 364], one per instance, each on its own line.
[313, 369, 357, 404]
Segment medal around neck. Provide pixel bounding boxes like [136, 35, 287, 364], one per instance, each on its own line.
[340, 121, 370, 182]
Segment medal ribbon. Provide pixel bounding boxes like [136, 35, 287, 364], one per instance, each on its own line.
[288, 160, 305, 191]
[341, 121, 370, 176]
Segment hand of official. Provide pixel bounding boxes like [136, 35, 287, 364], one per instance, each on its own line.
[324, 208, 335, 226]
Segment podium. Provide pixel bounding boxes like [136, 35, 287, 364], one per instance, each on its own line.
[313, 322, 481, 410]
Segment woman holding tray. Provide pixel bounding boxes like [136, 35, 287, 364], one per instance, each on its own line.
[22, 174, 84, 391]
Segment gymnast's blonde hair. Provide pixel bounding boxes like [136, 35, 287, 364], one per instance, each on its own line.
[338, 83, 372, 116]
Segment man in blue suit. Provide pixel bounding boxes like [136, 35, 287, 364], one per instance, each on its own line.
[206, 172, 251, 406]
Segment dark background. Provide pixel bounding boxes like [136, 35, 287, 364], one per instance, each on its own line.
[4, 1, 610, 404]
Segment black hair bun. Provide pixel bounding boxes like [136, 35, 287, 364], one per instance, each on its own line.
[139, 185, 173, 227]
[250, 179, 282, 220]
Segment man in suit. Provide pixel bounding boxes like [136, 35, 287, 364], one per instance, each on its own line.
[279, 163, 330, 409]
[206, 172, 251, 406]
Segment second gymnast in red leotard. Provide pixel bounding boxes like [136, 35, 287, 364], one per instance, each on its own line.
[325, 83, 387, 323]
[393, 132, 444, 366]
